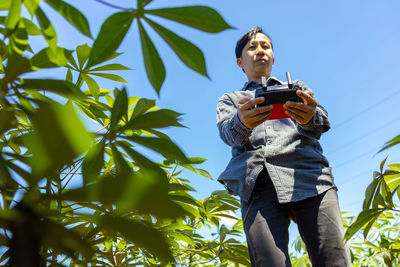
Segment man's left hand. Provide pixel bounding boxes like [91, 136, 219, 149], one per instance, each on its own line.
[283, 90, 317, 125]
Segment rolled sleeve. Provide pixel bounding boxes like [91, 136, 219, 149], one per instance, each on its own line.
[298, 105, 331, 139]
[217, 94, 252, 146]
[294, 81, 331, 139]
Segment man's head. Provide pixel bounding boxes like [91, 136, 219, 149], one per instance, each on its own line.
[235, 27, 274, 82]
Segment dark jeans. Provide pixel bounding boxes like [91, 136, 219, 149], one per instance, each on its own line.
[241, 177, 351, 267]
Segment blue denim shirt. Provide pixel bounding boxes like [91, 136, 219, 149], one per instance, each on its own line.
[216, 77, 336, 203]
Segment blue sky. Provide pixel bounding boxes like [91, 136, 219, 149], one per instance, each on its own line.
[32, 0, 400, 245]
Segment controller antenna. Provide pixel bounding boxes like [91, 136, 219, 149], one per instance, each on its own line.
[261, 76, 267, 87]
[286, 72, 293, 89]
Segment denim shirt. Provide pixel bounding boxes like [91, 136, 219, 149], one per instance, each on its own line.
[216, 77, 336, 203]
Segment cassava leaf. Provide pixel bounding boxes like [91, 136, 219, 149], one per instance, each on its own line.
[90, 63, 131, 72]
[125, 109, 184, 130]
[122, 135, 187, 162]
[44, 0, 92, 38]
[138, 20, 165, 94]
[145, 6, 232, 33]
[20, 79, 85, 99]
[86, 12, 133, 68]
[144, 17, 208, 77]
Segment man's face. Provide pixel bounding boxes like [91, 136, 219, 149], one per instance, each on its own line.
[237, 33, 274, 81]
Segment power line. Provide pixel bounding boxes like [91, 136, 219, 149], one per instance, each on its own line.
[342, 198, 364, 210]
[326, 116, 400, 156]
[330, 88, 400, 131]
[332, 144, 382, 169]
[336, 168, 375, 186]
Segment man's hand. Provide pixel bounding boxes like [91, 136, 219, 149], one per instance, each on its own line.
[283, 90, 317, 125]
[238, 96, 273, 129]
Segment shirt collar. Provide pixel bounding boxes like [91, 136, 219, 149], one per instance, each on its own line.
[242, 77, 282, 91]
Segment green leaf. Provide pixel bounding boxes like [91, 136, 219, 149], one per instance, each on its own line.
[187, 157, 207, 164]
[4, 53, 31, 83]
[363, 178, 379, 210]
[384, 170, 400, 192]
[0, 110, 17, 135]
[8, 23, 28, 55]
[180, 164, 212, 178]
[30, 47, 69, 69]
[22, 18, 41, 35]
[380, 179, 392, 205]
[380, 156, 388, 173]
[125, 109, 184, 130]
[363, 215, 377, 239]
[145, 17, 208, 77]
[36, 7, 57, 52]
[146, 128, 171, 140]
[5, 0, 21, 30]
[90, 63, 131, 71]
[6, 161, 31, 185]
[110, 143, 132, 176]
[89, 215, 174, 262]
[89, 72, 128, 83]
[82, 140, 105, 184]
[169, 183, 195, 192]
[20, 79, 85, 99]
[372, 191, 385, 208]
[130, 98, 155, 119]
[397, 186, 400, 201]
[388, 164, 400, 170]
[82, 74, 100, 100]
[219, 250, 251, 266]
[110, 88, 128, 131]
[212, 203, 237, 213]
[379, 134, 400, 153]
[0, 1, 11, 10]
[86, 12, 133, 68]
[344, 208, 384, 240]
[24, 0, 39, 17]
[169, 192, 200, 207]
[138, 20, 165, 94]
[128, 96, 140, 108]
[76, 43, 91, 69]
[167, 231, 195, 246]
[56, 171, 185, 219]
[52, 102, 91, 154]
[123, 135, 187, 162]
[40, 219, 94, 259]
[137, 0, 153, 8]
[25, 102, 91, 179]
[66, 68, 73, 82]
[145, 6, 233, 33]
[117, 141, 165, 174]
[0, 155, 18, 190]
[44, 0, 92, 38]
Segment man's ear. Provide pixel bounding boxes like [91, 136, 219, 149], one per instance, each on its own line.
[236, 58, 243, 68]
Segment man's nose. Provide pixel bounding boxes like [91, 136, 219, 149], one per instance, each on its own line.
[256, 45, 266, 55]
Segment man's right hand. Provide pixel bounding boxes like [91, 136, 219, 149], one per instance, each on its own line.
[237, 96, 273, 129]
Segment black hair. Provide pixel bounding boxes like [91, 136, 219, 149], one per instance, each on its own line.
[235, 27, 273, 58]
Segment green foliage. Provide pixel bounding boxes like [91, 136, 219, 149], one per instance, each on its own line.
[8, 0, 400, 265]
[343, 132, 400, 266]
[0, 1, 254, 266]
[290, 236, 311, 267]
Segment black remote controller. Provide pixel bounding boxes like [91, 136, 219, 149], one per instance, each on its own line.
[255, 72, 302, 106]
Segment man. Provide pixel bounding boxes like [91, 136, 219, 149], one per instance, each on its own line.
[216, 27, 351, 266]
